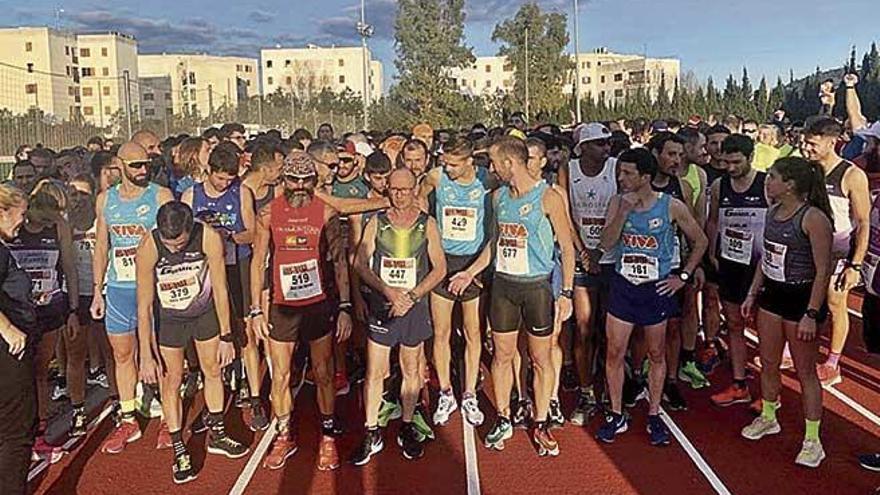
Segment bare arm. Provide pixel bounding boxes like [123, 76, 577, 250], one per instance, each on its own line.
[600, 195, 626, 252]
[181, 187, 194, 208]
[204, 225, 232, 337]
[232, 184, 255, 245]
[135, 234, 158, 359]
[92, 191, 109, 290]
[846, 167, 872, 265]
[353, 217, 386, 296]
[315, 190, 389, 215]
[844, 75, 867, 131]
[417, 168, 440, 205]
[544, 187, 576, 290]
[670, 197, 708, 275]
[325, 209, 351, 304]
[803, 208, 834, 310]
[57, 218, 78, 307]
[249, 205, 271, 311]
[695, 166, 708, 228]
[411, 217, 447, 300]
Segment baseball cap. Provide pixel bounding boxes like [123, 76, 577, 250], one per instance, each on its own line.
[338, 140, 356, 155]
[283, 151, 316, 178]
[651, 120, 669, 133]
[574, 122, 612, 147]
[856, 121, 880, 141]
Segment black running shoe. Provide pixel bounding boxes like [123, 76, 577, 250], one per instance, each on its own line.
[397, 422, 424, 460]
[512, 399, 533, 429]
[351, 429, 384, 466]
[70, 406, 87, 438]
[548, 399, 565, 428]
[248, 402, 270, 432]
[207, 430, 249, 459]
[172, 449, 198, 484]
[623, 377, 647, 409]
[662, 381, 688, 412]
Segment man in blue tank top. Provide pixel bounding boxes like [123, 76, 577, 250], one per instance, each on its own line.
[92, 141, 172, 454]
[469, 136, 575, 457]
[598, 148, 707, 446]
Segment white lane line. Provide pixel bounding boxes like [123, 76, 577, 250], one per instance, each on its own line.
[462, 420, 481, 495]
[659, 407, 732, 495]
[28, 403, 114, 482]
[229, 417, 277, 495]
[743, 331, 880, 429]
[849, 307, 864, 319]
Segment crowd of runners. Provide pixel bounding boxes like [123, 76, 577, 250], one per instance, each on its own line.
[2, 74, 880, 492]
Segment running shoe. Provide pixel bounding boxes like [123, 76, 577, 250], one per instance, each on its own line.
[334, 371, 351, 396]
[569, 388, 597, 426]
[87, 368, 110, 389]
[244, 401, 270, 432]
[32, 436, 65, 464]
[512, 399, 533, 429]
[101, 420, 142, 454]
[711, 383, 752, 407]
[697, 346, 721, 375]
[548, 398, 564, 429]
[51, 380, 68, 401]
[263, 434, 298, 470]
[190, 410, 208, 435]
[484, 416, 513, 451]
[561, 365, 579, 392]
[350, 429, 383, 466]
[433, 390, 458, 426]
[156, 420, 172, 450]
[533, 423, 560, 456]
[795, 439, 826, 468]
[397, 422, 425, 460]
[172, 449, 197, 484]
[377, 398, 402, 428]
[179, 370, 203, 399]
[662, 382, 687, 411]
[748, 397, 781, 416]
[741, 416, 781, 440]
[411, 407, 435, 441]
[817, 363, 842, 389]
[858, 452, 880, 472]
[678, 361, 710, 389]
[623, 378, 647, 409]
[647, 415, 671, 446]
[235, 384, 250, 409]
[316, 435, 340, 471]
[207, 427, 249, 459]
[461, 393, 485, 427]
[70, 407, 88, 438]
[596, 412, 628, 443]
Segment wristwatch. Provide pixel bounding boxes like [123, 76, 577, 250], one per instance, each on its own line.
[339, 301, 353, 314]
[219, 333, 235, 343]
[678, 271, 692, 284]
[805, 308, 821, 320]
[559, 288, 574, 300]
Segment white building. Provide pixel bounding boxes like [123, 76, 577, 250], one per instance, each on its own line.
[260, 45, 383, 102]
[76, 32, 139, 127]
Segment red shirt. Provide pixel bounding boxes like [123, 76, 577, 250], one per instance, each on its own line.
[269, 195, 328, 307]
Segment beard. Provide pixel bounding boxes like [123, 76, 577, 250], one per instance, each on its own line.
[129, 174, 150, 188]
[284, 188, 312, 208]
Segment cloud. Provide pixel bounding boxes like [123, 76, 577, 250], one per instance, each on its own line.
[466, 0, 589, 23]
[315, 0, 396, 42]
[248, 11, 274, 23]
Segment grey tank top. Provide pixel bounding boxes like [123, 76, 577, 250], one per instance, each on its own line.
[761, 203, 815, 284]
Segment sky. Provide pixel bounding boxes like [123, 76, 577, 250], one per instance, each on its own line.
[4, 0, 879, 92]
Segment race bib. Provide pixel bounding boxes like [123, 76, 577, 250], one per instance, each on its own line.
[280, 259, 323, 301]
[579, 217, 605, 249]
[157, 262, 203, 310]
[762, 240, 787, 282]
[113, 246, 137, 282]
[720, 228, 753, 265]
[864, 252, 880, 296]
[620, 253, 659, 285]
[442, 207, 478, 242]
[496, 236, 529, 276]
[380, 257, 417, 290]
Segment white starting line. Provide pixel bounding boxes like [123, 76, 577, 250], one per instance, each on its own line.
[462, 420, 481, 495]
[660, 407, 732, 495]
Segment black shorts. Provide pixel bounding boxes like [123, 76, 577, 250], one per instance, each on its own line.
[757, 279, 829, 323]
[703, 255, 720, 285]
[574, 262, 614, 289]
[489, 275, 554, 337]
[157, 309, 220, 349]
[76, 295, 96, 326]
[717, 259, 756, 305]
[432, 253, 483, 302]
[226, 258, 252, 320]
[607, 273, 679, 326]
[269, 300, 334, 343]
[368, 298, 432, 348]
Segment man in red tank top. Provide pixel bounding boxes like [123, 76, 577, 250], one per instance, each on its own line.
[250, 151, 352, 472]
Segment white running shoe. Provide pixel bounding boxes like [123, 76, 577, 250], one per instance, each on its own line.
[433, 391, 458, 426]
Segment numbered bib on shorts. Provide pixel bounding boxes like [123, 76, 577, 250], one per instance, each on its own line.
[720, 228, 753, 265]
[863, 252, 880, 297]
[279, 259, 323, 301]
[113, 246, 137, 282]
[762, 240, 787, 282]
[620, 253, 659, 285]
[496, 236, 529, 276]
[579, 217, 605, 249]
[157, 262, 203, 310]
[380, 257, 417, 290]
[442, 207, 478, 242]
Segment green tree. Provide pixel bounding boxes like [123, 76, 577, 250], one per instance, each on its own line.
[492, 2, 574, 122]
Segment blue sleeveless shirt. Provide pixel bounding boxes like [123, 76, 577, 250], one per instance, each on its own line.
[105, 182, 160, 289]
[192, 179, 251, 264]
[494, 181, 555, 280]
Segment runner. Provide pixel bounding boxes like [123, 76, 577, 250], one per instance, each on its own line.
[740, 156, 833, 468]
[418, 136, 493, 427]
[351, 167, 446, 463]
[597, 147, 708, 445]
[136, 202, 249, 484]
[250, 151, 352, 471]
[330, 141, 370, 200]
[478, 136, 575, 456]
[706, 135, 769, 407]
[800, 117, 870, 388]
[558, 123, 617, 426]
[92, 142, 172, 454]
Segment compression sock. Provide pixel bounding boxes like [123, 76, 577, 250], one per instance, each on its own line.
[119, 399, 137, 421]
[762, 400, 779, 422]
[825, 352, 841, 369]
[681, 349, 695, 364]
[805, 419, 821, 441]
[170, 430, 186, 455]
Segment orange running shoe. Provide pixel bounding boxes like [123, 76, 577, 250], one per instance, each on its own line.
[817, 363, 842, 388]
[101, 420, 142, 454]
[156, 420, 172, 450]
[316, 435, 340, 471]
[263, 434, 298, 470]
[711, 384, 752, 407]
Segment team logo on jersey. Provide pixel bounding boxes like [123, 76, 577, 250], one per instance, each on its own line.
[136, 205, 152, 217]
[469, 189, 483, 201]
[587, 189, 597, 199]
[111, 224, 148, 238]
[649, 218, 663, 229]
[349, 186, 360, 196]
[498, 222, 528, 238]
[284, 235, 309, 247]
[519, 204, 532, 216]
[622, 233, 658, 250]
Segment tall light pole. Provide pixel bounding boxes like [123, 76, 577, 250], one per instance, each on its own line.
[356, 0, 374, 131]
[524, 28, 530, 121]
[573, 0, 582, 123]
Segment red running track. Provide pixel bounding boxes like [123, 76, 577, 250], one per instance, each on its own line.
[28, 301, 880, 495]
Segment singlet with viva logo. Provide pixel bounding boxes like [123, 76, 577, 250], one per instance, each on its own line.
[569, 158, 617, 264]
[105, 182, 160, 289]
[495, 182, 555, 279]
[371, 212, 429, 291]
[716, 173, 768, 266]
[8, 224, 64, 307]
[153, 222, 213, 319]
[615, 193, 678, 285]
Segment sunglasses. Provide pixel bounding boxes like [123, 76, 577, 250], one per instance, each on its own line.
[314, 159, 339, 170]
[743, 129, 758, 134]
[123, 159, 151, 169]
[284, 174, 317, 183]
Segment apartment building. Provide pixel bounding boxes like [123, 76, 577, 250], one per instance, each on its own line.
[139, 76, 173, 123]
[76, 32, 139, 127]
[260, 45, 383, 102]
[138, 54, 258, 117]
[0, 27, 80, 119]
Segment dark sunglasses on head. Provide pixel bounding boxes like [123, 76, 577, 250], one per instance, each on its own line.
[124, 159, 151, 169]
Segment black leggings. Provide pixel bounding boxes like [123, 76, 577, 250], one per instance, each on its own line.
[0, 348, 36, 494]
[489, 275, 554, 337]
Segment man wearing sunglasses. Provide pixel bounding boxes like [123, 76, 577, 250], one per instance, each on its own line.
[250, 151, 352, 471]
[330, 141, 369, 200]
[220, 123, 248, 152]
[92, 142, 173, 454]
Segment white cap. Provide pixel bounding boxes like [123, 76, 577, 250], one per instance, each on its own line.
[575, 122, 612, 147]
[856, 121, 880, 141]
[354, 141, 374, 157]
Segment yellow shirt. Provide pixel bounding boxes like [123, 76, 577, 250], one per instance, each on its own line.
[752, 142, 780, 172]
